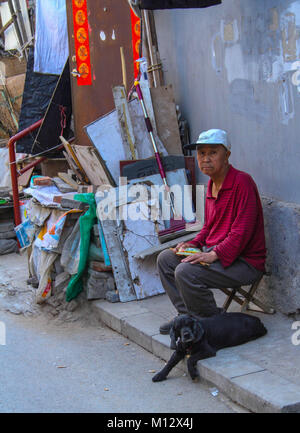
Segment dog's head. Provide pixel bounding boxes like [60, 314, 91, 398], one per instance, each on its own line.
[170, 315, 204, 350]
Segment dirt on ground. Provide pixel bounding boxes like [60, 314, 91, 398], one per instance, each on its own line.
[0, 252, 101, 327]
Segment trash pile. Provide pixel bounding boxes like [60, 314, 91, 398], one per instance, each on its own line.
[0, 215, 18, 255]
[0, 1, 205, 316]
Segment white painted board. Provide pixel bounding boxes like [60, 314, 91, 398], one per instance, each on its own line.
[85, 98, 167, 185]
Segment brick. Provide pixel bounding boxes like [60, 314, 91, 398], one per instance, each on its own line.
[60, 198, 88, 210]
[90, 261, 112, 273]
[33, 177, 53, 186]
[88, 269, 112, 280]
[87, 279, 109, 300]
[53, 196, 63, 204]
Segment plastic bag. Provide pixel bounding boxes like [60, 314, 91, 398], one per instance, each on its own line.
[65, 194, 97, 302]
[14, 218, 36, 250]
[61, 218, 81, 275]
[26, 199, 51, 226]
[35, 251, 58, 304]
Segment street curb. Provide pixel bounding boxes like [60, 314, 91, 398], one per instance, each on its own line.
[91, 300, 300, 413]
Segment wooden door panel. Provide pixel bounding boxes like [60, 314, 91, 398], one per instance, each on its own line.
[66, 0, 134, 145]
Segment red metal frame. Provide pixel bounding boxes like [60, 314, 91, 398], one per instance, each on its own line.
[8, 119, 44, 226]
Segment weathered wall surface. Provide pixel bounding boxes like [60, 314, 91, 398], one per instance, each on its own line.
[154, 0, 300, 204]
[260, 197, 300, 315]
[154, 0, 300, 314]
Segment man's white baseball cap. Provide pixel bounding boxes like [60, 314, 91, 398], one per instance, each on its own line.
[184, 129, 231, 151]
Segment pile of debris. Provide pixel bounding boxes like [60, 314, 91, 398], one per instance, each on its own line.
[0, 186, 18, 255]
[0, 1, 203, 319]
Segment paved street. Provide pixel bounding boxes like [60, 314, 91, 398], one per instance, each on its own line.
[0, 309, 242, 413]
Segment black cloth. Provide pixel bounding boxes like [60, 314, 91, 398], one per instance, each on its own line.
[140, 0, 221, 9]
[17, 47, 58, 154]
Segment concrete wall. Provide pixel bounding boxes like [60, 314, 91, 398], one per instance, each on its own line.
[260, 197, 300, 315]
[154, 0, 300, 315]
[154, 0, 300, 204]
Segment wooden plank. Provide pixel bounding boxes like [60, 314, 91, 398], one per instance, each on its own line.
[72, 145, 113, 186]
[18, 167, 34, 187]
[139, 79, 157, 132]
[60, 136, 89, 183]
[130, 96, 167, 158]
[95, 191, 136, 302]
[142, 10, 163, 88]
[112, 85, 137, 160]
[150, 85, 183, 155]
[133, 233, 198, 259]
[58, 172, 79, 190]
[53, 177, 77, 193]
[63, 150, 83, 181]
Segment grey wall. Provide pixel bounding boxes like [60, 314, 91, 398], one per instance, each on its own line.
[154, 0, 300, 204]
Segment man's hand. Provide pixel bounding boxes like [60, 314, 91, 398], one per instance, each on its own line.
[174, 242, 197, 253]
[181, 250, 218, 265]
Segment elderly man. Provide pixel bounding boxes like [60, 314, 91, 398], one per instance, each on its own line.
[157, 129, 266, 334]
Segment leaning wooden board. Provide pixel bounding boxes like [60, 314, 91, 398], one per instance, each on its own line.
[95, 191, 136, 302]
[72, 145, 114, 186]
[150, 85, 183, 155]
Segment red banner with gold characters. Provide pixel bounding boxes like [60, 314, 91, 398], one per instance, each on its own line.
[130, 9, 141, 79]
[72, 0, 92, 85]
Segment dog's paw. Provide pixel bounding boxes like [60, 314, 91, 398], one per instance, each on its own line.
[192, 376, 200, 383]
[152, 372, 167, 382]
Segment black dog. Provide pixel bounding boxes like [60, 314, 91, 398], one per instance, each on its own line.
[152, 313, 267, 382]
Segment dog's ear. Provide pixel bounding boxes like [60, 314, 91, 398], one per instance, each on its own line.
[170, 318, 180, 350]
[192, 319, 204, 341]
[170, 325, 177, 350]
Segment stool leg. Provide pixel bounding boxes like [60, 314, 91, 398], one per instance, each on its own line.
[241, 281, 260, 312]
[239, 286, 276, 314]
[223, 288, 238, 311]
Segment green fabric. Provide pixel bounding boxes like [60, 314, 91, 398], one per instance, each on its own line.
[65, 193, 96, 302]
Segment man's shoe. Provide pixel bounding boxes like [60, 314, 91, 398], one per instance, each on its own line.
[159, 319, 174, 335]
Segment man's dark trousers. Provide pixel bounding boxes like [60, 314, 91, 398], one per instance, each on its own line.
[157, 249, 262, 317]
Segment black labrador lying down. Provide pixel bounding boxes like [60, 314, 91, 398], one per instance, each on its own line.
[152, 313, 267, 382]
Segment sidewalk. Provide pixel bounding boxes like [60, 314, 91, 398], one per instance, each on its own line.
[91, 291, 300, 413]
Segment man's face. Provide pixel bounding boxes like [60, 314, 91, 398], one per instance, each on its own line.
[196, 144, 230, 177]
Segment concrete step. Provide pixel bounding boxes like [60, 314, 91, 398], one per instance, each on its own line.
[91, 298, 300, 413]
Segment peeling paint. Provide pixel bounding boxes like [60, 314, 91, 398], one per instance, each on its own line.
[100, 30, 106, 41]
[279, 74, 294, 124]
[221, 19, 239, 43]
[281, 13, 299, 62]
[211, 34, 223, 74]
[112, 29, 116, 40]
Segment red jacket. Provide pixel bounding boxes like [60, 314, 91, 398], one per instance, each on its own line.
[189, 165, 266, 272]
